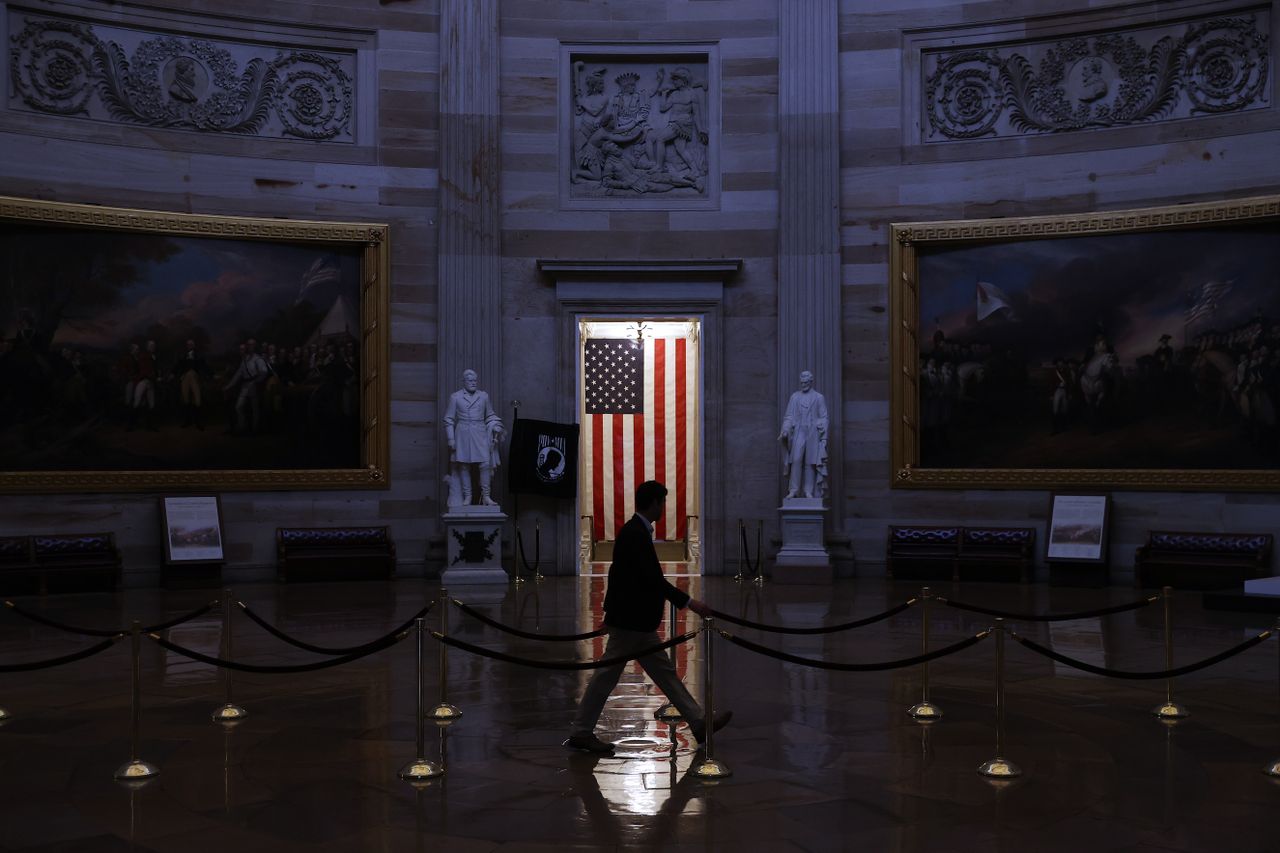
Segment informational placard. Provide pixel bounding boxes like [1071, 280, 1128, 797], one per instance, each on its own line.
[160, 496, 225, 564]
[1046, 494, 1110, 563]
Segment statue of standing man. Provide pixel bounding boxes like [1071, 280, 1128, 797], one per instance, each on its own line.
[443, 368, 504, 507]
[778, 370, 828, 500]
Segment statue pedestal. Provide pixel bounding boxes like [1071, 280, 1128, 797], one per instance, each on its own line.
[442, 506, 508, 586]
[775, 499, 832, 584]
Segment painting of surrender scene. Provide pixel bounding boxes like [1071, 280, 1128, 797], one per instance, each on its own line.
[914, 222, 1280, 475]
[0, 219, 365, 477]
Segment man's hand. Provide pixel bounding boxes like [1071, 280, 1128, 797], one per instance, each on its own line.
[688, 598, 712, 617]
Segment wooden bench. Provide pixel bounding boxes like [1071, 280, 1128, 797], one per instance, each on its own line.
[887, 526, 960, 580]
[1134, 531, 1273, 590]
[888, 525, 1035, 583]
[31, 533, 122, 594]
[958, 527, 1035, 583]
[276, 526, 396, 582]
[0, 536, 36, 596]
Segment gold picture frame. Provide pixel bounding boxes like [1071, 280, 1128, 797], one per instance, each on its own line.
[890, 194, 1280, 490]
[0, 195, 390, 492]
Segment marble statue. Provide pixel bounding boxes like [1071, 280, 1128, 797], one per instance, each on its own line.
[778, 370, 828, 500]
[443, 368, 504, 507]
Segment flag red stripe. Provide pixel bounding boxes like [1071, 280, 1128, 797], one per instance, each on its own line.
[632, 412, 644, 529]
[676, 339, 687, 541]
[612, 414, 625, 538]
[592, 413, 604, 543]
[653, 338, 667, 540]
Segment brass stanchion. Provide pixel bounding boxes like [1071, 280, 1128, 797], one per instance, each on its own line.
[654, 600, 683, 725]
[733, 519, 746, 583]
[212, 590, 247, 724]
[533, 521, 544, 582]
[908, 586, 942, 721]
[429, 588, 462, 721]
[400, 617, 445, 782]
[115, 621, 160, 782]
[1152, 586, 1189, 720]
[753, 521, 765, 587]
[1265, 619, 1280, 778]
[977, 618, 1021, 779]
[691, 618, 731, 779]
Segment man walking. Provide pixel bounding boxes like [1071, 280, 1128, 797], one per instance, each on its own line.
[567, 480, 732, 755]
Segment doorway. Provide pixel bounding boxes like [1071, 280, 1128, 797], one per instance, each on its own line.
[577, 317, 702, 575]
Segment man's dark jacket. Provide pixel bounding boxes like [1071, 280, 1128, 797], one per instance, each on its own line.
[603, 515, 690, 631]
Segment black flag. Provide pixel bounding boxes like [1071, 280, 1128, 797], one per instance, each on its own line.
[508, 418, 579, 499]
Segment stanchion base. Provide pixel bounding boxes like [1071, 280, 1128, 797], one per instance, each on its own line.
[114, 759, 160, 782]
[429, 703, 462, 721]
[1263, 759, 1280, 777]
[977, 757, 1022, 778]
[0, 706, 10, 722]
[690, 757, 732, 780]
[907, 701, 943, 722]
[211, 703, 248, 724]
[398, 758, 445, 782]
[1152, 702, 1189, 720]
[654, 703, 683, 724]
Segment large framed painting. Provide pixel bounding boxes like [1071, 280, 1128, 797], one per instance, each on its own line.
[0, 196, 390, 492]
[890, 194, 1280, 490]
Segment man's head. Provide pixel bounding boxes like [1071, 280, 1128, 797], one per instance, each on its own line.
[634, 480, 668, 522]
[462, 369, 478, 392]
[799, 370, 814, 391]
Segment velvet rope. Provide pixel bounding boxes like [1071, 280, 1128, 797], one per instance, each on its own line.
[707, 598, 918, 635]
[3, 599, 218, 638]
[516, 527, 541, 576]
[235, 600, 432, 655]
[149, 628, 409, 674]
[1011, 629, 1273, 680]
[450, 598, 607, 641]
[0, 634, 123, 672]
[719, 628, 991, 672]
[739, 523, 761, 577]
[936, 594, 1157, 623]
[432, 629, 698, 670]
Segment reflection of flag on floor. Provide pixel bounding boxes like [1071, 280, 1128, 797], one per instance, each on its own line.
[1185, 280, 1233, 324]
[975, 280, 1016, 322]
[582, 337, 696, 543]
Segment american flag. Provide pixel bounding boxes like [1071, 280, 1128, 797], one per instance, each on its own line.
[582, 337, 697, 543]
[1185, 280, 1233, 324]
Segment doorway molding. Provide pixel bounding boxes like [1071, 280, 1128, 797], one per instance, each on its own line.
[538, 259, 741, 575]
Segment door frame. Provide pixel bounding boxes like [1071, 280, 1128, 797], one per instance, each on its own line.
[542, 259, 738, 576]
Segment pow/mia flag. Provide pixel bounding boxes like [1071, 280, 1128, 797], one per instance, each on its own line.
[507, 418, 579, 499]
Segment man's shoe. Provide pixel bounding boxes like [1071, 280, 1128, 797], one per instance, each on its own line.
[564, 733, 615, 755]
[688, 710, 733, 745]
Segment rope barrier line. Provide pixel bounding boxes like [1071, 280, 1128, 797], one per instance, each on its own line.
[1011, 629, 1274, 680]
[719, 628, 991, 672]
[432, 629, 699, 671]
[235, 600, 433, 655]
[149, 628, 410, 674]
[3, 599, 218, 638]
[708, 598, 918, 635]
[0, 634, 124, 672]
[936, 594, 1158, 623]
[450, 599, 607, 641]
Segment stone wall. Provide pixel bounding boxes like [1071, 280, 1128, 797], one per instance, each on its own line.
[839, 0, 1280, 579]
[0, 0, 441, 584]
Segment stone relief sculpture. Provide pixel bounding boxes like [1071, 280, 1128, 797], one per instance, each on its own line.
[443, 369, 504, 508]
[778, 371, 829, 501]
[569, 57, 710, 198]
[9, 14, 354, 141]
[923, 13, 1270, 141]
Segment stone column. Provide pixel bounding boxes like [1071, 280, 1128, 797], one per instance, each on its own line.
[438, 0, 503, 504]
[777, 0, 841, 578]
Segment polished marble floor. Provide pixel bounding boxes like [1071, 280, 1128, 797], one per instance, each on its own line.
[0, 576, 1277, 852]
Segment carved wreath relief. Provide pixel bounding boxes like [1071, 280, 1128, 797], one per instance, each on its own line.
[9, 14, 354, 141]
[923, 13, 1270, 141]
[568, 56, 711, 199]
